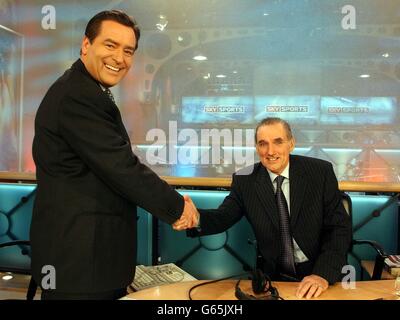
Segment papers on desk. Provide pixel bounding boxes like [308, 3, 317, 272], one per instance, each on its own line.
[384, 255, 400, 277]
[130, 263, 197, 291]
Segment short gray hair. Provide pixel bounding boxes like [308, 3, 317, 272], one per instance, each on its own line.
[255, 117, 293, 142]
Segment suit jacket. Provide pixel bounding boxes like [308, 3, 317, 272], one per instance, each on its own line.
[190, 155, 351, 284]
[31, 59, 183, 293]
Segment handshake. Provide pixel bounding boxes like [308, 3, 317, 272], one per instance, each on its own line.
[173, 195, 200, 231]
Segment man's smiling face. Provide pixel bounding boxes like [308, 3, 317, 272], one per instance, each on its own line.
[81, 20, 136, 87]
[256, 122, 295, 175]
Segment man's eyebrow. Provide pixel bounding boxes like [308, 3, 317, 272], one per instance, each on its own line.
[104, 38, 118, 45]
[104, 38, 135, 51]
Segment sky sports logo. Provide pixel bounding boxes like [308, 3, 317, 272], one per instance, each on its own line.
[266, 106, 308, 112]
[204, 106, 245, 113]
[327, 107, 370, 113]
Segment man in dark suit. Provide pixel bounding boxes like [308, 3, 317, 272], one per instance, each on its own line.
[31, 10, 197, 300]
[174, 117, 351, 299]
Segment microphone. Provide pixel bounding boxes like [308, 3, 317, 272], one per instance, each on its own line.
[234, 271, 283, 300]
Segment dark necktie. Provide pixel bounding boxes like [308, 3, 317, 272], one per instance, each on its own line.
[275, 175, 296, 277]
[104, 88, 115, 104]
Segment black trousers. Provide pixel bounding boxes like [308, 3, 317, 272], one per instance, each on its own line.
[41, 288, 127, 300]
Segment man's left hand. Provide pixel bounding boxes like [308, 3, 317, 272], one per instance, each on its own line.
[295, 274, 329, 299]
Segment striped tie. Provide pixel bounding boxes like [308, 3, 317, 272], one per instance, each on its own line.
[275, 175, 296, 277]
[104, 88, 115, 104]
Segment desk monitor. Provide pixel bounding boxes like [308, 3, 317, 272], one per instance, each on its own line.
[157, 190, 256, 280]
[0, 183, 36, 274]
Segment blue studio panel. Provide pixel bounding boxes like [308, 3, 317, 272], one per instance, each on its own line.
[0, 183, 152, 271]
[0, 183, 36, 273]
[158, 190, 257, 280]
[351, 195, 398, 257]
[0, 183, 398, 280]
[136, 207, 153, 266]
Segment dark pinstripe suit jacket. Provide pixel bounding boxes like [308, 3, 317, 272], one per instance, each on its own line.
[191, 155, 351, 284]
[31, 59, 184, 293]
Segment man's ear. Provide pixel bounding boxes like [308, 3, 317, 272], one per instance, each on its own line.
[81, 36, 90, 56]
[289, 137, 296, 152]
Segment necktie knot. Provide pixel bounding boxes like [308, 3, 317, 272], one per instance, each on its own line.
[104, 88, 115, 104]
[275, 175, 285, 189]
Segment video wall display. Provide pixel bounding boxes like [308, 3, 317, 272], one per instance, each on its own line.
[0, 0, 399, 182]
[182, 95, 397, 127]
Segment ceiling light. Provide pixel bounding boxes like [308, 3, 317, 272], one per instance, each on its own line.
[216, 74, 226, 78]
[382, 53, 389, 58]
[359, 74, 370, 78]
[193, 54, 207, 61]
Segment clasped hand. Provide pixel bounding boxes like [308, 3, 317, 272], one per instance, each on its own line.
[172, 195, 199, 231]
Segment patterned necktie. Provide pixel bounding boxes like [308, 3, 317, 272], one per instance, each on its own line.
[275, 175, 296, 277]
[104, 88, 115, 104]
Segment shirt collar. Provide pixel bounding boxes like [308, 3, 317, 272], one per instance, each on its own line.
[267, 162, 290, 183]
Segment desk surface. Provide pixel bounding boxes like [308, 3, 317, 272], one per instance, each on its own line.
[125, 280, 399, 300]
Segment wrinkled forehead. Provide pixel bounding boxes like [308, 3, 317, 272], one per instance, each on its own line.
[256, 123, 289, 142]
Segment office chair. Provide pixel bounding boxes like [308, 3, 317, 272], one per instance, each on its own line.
[0, 240, 38, 300]
[341, 192, 389, 280]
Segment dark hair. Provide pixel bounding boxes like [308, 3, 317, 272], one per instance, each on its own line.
[255, 117, 293, 142]
[84, 10, 141, 51]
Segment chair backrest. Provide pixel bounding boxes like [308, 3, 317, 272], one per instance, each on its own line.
[0, 183, 36, 273]
[341, 192, 352, 218]
[0, 183, 37, 299]
[341, 191, 354, 248]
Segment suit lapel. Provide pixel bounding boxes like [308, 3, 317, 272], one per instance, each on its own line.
[255, 164, 280, 231]
[289, 156, 307, 229]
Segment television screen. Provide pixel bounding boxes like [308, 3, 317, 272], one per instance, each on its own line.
[254, 96, 320, 124]
[181, 96, 254, 124]
[320, 97, 397, 125]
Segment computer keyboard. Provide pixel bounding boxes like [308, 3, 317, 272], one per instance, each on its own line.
[131, 263, 197, 291]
